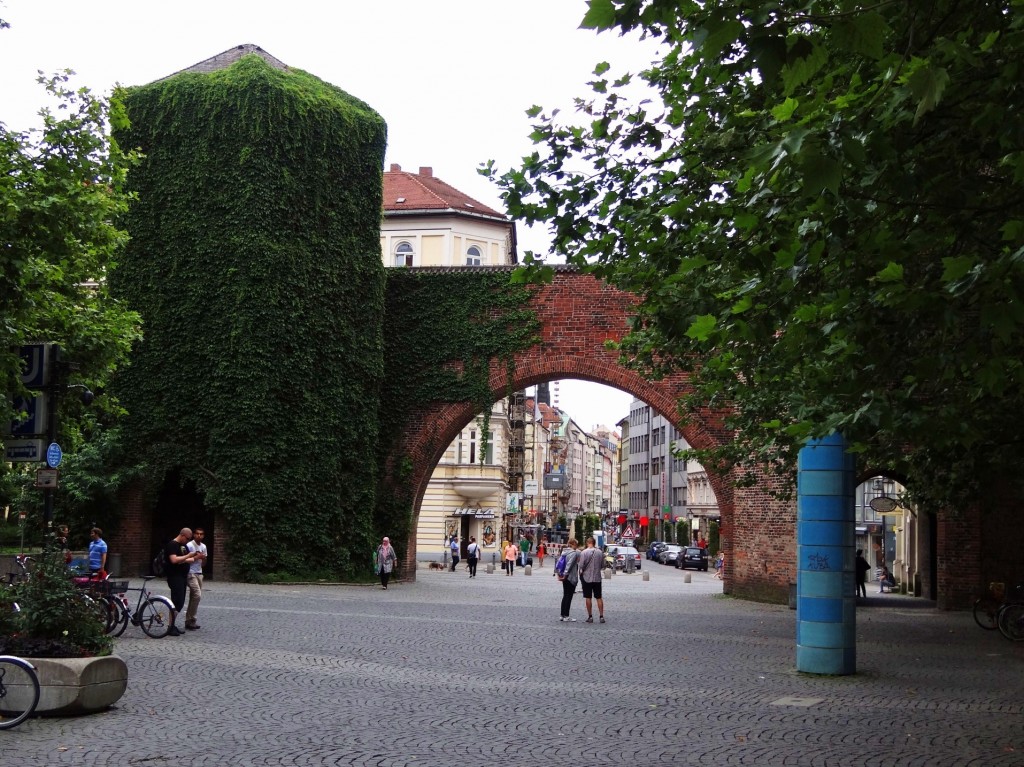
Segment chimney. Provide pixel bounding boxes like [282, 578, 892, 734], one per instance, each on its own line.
[418, 166, 433, 177]
[389, 163, 401, 172]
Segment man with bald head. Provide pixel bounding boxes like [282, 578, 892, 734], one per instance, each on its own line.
[164, 528, 201, 636]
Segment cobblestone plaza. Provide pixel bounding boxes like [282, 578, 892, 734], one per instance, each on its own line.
[7, 565, 1023, 766]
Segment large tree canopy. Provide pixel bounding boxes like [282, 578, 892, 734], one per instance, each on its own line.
[490, 0, 1024, 506]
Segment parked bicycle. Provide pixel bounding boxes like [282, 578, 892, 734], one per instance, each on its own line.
[973, 581, 1024, 641]
[0, 655, 40, 729]
[105, 576, 175, 638]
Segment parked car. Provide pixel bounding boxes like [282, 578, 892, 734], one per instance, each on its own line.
[658, 544, 684, 565]
[676, 546, 709, 571]
[605, 545, 642, 571]
[646, 541, 666, 561]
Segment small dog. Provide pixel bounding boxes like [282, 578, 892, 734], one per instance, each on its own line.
[428, 562, 446, 571]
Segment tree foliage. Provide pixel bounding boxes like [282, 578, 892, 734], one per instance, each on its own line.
[489, 0, 1024, 506]
[0, 61, 142, 512]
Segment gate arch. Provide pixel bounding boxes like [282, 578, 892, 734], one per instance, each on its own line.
[385, 267, 793, 601]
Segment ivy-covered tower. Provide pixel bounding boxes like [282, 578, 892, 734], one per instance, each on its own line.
[110, 46, 387, 579]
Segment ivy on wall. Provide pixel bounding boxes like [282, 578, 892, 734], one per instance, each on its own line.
[375, 269, 541, 547]
[110, 55, 387, 580]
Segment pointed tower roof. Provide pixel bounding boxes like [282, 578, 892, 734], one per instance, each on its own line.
[155, 44, 288, 82]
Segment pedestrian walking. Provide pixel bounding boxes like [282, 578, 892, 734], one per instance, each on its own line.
[164, 528, 201, 636]
[519, 534, 531, 567]
[855, 549, 870, 598]
[449, 536, 460, 572]
[556, 538, 580, 621]
[466, 536, 479, 578]
[577, 536, 606, 623]
[504, 540, 518, 576]
[184, 527, 208, 630]
[713, 551, 725, 580]
[537, 539, 546, 568]
[377, 537, 398, 589]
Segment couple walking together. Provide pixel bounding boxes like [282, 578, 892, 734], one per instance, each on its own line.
[557, 537, 605, 624]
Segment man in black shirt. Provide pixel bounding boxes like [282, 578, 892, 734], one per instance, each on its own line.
[164, 528, 200, 636]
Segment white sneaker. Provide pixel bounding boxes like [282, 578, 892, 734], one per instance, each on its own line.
[561, 616, 576, 622]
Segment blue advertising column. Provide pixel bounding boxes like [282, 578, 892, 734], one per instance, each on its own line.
[796, 433, 855, 675]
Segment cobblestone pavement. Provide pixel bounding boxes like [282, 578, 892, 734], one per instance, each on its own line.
[6, 562, 1023, 766]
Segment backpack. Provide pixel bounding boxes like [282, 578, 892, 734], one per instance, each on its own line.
[555, 552, 568, 576]
[152, 550, 166, 576]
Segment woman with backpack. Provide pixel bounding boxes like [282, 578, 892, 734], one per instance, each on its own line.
[556, 538, 580, 622]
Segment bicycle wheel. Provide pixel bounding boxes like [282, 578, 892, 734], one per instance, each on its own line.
[139, 596, 173, 638]
[997, 603, 1024, 642]
[973, 596, 1000, 630]
[0, 656, 41, 730]
[106, 597, 129, 637]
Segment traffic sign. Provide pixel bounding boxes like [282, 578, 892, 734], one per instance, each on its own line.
[5, 439, 45, 462]
[622, 525, 636, 539]
[46, 442, 63, 468]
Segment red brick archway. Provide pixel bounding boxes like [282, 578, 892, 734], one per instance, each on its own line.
[388, 267, 795, 601]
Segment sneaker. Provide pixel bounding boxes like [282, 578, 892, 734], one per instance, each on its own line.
[167, 626, 184, 636]
[563, 617, 576, 622]
[585, 617, 594, 623]
[599, 616, 606, 623]
[186, 624, 200, 630]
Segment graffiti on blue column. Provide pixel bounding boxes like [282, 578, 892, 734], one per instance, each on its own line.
[806, 552, 832, 571]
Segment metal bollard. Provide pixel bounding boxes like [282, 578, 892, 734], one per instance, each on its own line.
[524, 565, 532, 576]
[642, 571, 650, 582]
[684, 572, 691, 584]
[486, 563, 494, 574]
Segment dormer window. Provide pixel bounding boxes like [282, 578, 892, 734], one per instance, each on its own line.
[466, 245, 482, 266]
[395, 241, 414, 267]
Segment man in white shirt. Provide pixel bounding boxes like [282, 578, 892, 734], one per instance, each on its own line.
[185, 528, 208, 630]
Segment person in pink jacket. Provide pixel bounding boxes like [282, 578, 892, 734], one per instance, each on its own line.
[503, 540, 519, 576]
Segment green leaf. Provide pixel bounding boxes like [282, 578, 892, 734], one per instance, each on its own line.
[799, 151, 842, 196]
[771, 98, 799, 122]
[581, 0, 616, 30]
[941, 256, 974, 284]
[875, 262, 904, 283]
[686, 314, 717, 341]
[907, 62, 950, 123]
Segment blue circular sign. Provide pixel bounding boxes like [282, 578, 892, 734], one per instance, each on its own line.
[46, 442, 63, 468]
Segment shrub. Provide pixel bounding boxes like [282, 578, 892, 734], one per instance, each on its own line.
[0, 541, 112, 658]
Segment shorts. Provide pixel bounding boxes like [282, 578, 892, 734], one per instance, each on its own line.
[581, 579, 602, 600]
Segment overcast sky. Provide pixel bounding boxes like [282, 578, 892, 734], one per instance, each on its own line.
[0, 0, 650, 432]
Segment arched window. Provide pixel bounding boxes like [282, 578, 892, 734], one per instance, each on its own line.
[466, 245, 482, 266]
[394, 241, 414, 267]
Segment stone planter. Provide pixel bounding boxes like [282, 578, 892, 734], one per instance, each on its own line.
[29, 656, 128, 715]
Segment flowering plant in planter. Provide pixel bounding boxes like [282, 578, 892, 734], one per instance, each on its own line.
[0, 542, 112, 658]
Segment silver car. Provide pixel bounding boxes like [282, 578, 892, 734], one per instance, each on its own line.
[658, 544, 684, 565]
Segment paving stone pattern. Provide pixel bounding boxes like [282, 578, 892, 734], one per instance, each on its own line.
[8, 565, 1023, 766]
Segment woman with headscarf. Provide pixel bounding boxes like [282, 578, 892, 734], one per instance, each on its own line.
[376, 537, 398, 590]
